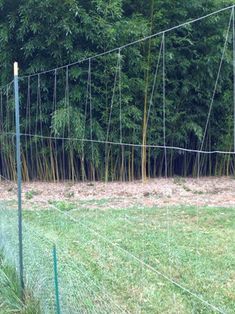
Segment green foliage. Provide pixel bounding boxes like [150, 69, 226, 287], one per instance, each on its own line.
[0, 0, 235, 179]
[48, 200, 77, 211]
[0, 251, 41, 313]
[52, 105, 85, 153]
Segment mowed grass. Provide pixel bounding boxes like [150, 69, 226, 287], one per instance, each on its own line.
[1, 200, 235, 313]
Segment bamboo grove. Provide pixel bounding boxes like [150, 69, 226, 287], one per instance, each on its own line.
[0, 0, 235, 181]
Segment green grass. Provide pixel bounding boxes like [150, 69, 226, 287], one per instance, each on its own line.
[0, 200, 234, 313]
[0, 251, 41, 314]
[48, 200, 77, 211]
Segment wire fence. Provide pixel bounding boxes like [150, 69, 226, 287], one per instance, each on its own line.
[0, 201, 130, 313]
[0, 5, 235, 314]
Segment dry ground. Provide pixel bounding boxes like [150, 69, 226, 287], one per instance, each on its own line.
[0, 176, 235, 209]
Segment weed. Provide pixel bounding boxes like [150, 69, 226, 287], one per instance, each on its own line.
[64, 191, 75, 198]
[0, 252, 41, 314]
[25, 190, 39, 200]
[192, 190, 204, 195]
[182, 185, 191, 192]
[49, 200, 77, 211]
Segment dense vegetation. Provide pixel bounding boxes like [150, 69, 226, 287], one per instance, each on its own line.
[0, 0, 235, 181]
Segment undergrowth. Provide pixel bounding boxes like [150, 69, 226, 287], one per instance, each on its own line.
[0, 251, 41, 314]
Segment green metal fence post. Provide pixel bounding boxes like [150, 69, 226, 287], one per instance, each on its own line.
[14, 62, 24, 298]
[53, 244, 61, 314]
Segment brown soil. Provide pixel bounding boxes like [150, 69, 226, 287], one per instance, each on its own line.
[0, 177, 235, 209]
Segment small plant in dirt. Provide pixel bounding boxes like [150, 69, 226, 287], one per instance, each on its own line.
[173, 176, 186, 185]
[64, 191, 75, 198]
[7, 186, 15, 192]
[182, 185, 191, 192]
[25, 190, 40, 200]
[192, 190, 204, 195]
[48, 200, 77, 211]
[143, 192, 151, 197]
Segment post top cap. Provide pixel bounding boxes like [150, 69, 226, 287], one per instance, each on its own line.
[14, 62, 18, 76]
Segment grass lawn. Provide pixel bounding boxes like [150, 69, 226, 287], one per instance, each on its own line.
[0, 200, 234, 313]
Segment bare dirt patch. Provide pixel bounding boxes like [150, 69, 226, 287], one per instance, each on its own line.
[0, 176, 235, 209]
